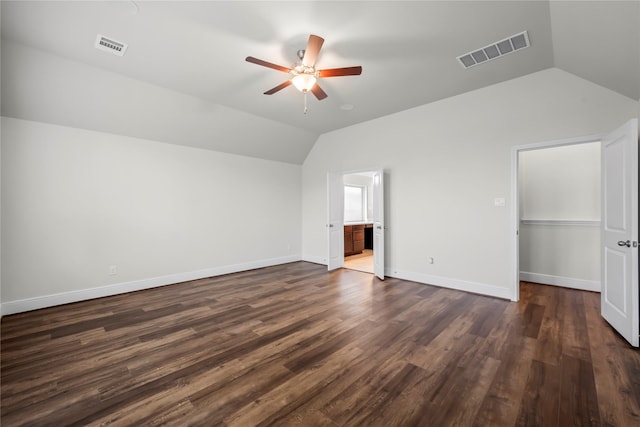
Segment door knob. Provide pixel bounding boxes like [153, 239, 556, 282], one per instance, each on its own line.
[618, 240, 631, 247]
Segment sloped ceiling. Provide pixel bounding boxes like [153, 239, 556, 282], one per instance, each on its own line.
[1, 1, 639, 164]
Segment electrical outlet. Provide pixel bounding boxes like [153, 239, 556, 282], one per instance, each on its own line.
[109, 265, 117, 276]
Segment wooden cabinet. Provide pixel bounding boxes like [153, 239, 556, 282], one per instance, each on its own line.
[344, 224, 366, 256]
[353, 226, 365, 253]
[344, 226, 353, 255]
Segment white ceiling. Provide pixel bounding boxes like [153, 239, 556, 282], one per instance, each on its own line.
[1, 1, 639, 164]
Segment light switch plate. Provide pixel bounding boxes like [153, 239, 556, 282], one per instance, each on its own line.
[494, 197, 505, 207]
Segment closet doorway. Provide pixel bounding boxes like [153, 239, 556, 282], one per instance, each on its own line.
[517, 141, 601, 292]
[511, 119, 638, 347]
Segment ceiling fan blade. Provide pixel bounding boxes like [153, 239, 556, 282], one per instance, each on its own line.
[318, 66, 363, 78]
[302, 34, 324, 67]
[311, 84, 328, 100]
[246, 56, 291, 73]
[264, 80, 292, 95]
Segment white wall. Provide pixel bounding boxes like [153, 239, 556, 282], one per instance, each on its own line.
[1, 117, 302, 314]
[519, 143, 600, 221]
[1, 40, 317, 165]
[301, 68, 639, 300]
[519, 224, 599, 290]
[518, 142, 601, 291]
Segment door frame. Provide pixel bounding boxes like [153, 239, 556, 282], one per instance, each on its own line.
[510, 133, 603, 301]
[327, 172, 345, 271]
[327, 167, 385, 274]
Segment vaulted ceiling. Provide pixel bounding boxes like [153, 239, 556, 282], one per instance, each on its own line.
[1, 1, 639, 164]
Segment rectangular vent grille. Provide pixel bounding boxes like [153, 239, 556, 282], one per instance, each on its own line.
[94, 34, 128, 56]
[457, 31, 529, 69]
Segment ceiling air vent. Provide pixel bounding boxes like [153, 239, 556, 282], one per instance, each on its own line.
[94, 34, 128, 56]
[457, 31, 529, 69]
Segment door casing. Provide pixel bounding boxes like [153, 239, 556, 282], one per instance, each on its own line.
[511, 133, 603, 301]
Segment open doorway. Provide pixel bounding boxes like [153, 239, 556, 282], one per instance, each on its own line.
[511, 135, 602, 301]
[343, 172, 374, 273]
[518, 141, 601, 292]
[511, 119, 638, 346]
[327, 169, 385, 280]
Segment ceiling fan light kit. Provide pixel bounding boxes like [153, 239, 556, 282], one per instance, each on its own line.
[291, 66, 318, 92]
[246, 34, 362, 113]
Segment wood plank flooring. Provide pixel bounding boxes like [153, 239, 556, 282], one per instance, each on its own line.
[2, 261, 640, 426]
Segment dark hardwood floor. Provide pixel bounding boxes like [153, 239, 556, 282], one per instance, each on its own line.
[2, 261, 640, 426]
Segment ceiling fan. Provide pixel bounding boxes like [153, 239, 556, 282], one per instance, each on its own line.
[246, 34, 362, 111]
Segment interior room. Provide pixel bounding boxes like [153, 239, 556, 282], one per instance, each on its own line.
[1, 1, 639, 425]
[343, 171, 374, 274]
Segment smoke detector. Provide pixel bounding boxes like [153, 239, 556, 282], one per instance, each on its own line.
[457, 31, 530, 69]
[94, 35, 128, 57]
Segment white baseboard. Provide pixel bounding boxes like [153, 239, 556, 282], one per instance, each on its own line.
[1, 255, 301, 316]
[519, 271, 601, 292]
[302, 255, 327, 265]
[385, 268, 513, 300]
[300, 256, 512, 300]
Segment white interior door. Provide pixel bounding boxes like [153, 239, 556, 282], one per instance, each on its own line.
[327, 172, 344, 271]
[373, 170, 385, 280]
[601, 119, 638, 347]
